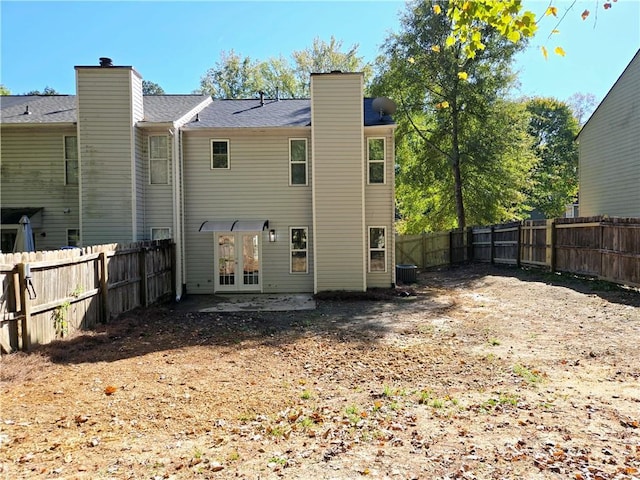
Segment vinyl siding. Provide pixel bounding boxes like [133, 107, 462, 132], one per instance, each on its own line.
[579, 51, 640, 217]
[142, 129, 174, 239]
[365, 128, 396, 288]
[0, 126, 80, 251]
[182, 129, 313, 293]
[311, 73, 365, 292]
[132, 76, 145, 240]
[76, 67, 139, 245]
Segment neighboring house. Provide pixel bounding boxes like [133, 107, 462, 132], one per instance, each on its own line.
[577, 49, 640, 217]
[1, 58, 397, 296]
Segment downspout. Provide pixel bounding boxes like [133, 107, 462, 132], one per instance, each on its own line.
[171, 124, 183, 301]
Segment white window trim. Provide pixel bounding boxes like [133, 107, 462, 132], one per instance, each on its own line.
[289, 138, 308, 186]
[368, 226, 387, 273]
[210, 139, 230, 170]
[64, 135, 78, 186]
[148, 135, 170, 185]
[289, 226, 309, 274]
[367, 137, 386, 185]
[151, 227, 172, 240]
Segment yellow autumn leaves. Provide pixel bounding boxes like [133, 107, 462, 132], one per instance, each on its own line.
[542, 5, 566, 60]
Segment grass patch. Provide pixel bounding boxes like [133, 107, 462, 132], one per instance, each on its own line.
[513, 363, 544, 384]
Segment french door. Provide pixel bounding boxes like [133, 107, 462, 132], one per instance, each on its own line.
[215, 232, 261, 292]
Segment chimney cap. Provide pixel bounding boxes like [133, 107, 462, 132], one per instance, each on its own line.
[99, 57, 113, 67]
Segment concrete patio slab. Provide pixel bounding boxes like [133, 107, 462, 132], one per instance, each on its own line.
[175, 293, 316, 312]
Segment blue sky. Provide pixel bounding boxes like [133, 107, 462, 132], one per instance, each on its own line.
[1, 1, 639, 104]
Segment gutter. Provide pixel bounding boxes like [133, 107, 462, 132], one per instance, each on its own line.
[171, 124, 183, 301]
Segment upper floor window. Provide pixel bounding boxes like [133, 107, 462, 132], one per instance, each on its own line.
[368, 226, 386, 272]
[211, 140, 230, 169]
[289, 138, 307, 185]
[149, 135, 169, 184]
[64, 136, 78, 185]
[367, 137, 385, 184]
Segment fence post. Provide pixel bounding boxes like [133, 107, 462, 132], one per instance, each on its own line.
[549, 220, 557, 272]
[448, 231, 453, 265]
[516, 222, 522, 267]
[17, 263, 30, 351]
[490, 226, 495, 264]
[422, 234, 427, 269]
[139, 247, 148, 307]
[467, 227, 473, 262]
[100, 252, 110, 322]
[171, 242, 177, 301]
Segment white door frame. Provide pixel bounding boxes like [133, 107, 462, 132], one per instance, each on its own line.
[214, 231, 262, 292]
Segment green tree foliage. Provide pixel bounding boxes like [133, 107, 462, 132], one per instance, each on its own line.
[197, 38, 371, 99]
[524, 97, 579, 218]
[567, 92, 598, 126]
[443, 0, 616, 61]
[292, 36, 373, 97]
[142, 80, 165, 95]
[199, 50, 261, 99]
[24, 86, 59, 95]
[372, 0, 535, 232]
[0, 84, 10, 95]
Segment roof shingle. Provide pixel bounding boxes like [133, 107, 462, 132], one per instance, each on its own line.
[1, 95, 395, 128]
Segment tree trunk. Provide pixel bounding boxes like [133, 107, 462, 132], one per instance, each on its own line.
[451, 97, 465, 231]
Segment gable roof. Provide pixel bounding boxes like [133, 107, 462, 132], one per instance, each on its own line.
[576, 48, 640, 139]
[182, 97, 396, 129]
[0, 94, 212, 125]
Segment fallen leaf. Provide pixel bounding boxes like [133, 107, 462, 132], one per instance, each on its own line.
[74, 415, 89, 424]
[104, 385, 117, 396]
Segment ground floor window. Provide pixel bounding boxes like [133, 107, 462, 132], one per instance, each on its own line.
[290, 227, 308, 273]
[151, 227, 172, 240]
[368, 226, 386, 272]
[67, 228, 80, 247]
[1, 230, 16, 253]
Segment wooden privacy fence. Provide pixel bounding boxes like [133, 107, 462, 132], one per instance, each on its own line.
[396, 216, 639, 287]
[0, 240, 174, 353]
[395, 230, 472, 268]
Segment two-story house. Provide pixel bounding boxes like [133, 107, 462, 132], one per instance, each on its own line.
[577, 49, 640, 217]
[1, 58, 397, 296]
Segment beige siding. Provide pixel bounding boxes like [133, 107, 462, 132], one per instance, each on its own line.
[182, 129, 313, 293]
[132, 75, 145, 239]
[311, 73, 365, 292]
[365, 128, 396, 288]
[0, 126, 80, 251]
[76, 67, 140, 245]
[579, 51, 640, 217]
[141, 129, 174, 239]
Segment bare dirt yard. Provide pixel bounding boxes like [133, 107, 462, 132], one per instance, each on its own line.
[1, 264, 639, 480]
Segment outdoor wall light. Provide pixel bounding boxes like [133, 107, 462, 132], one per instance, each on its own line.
[269, 229, 276, 242]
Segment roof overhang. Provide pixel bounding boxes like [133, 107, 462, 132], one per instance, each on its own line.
[0, 122, 75, 128]
[1, 207, 44, 228]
